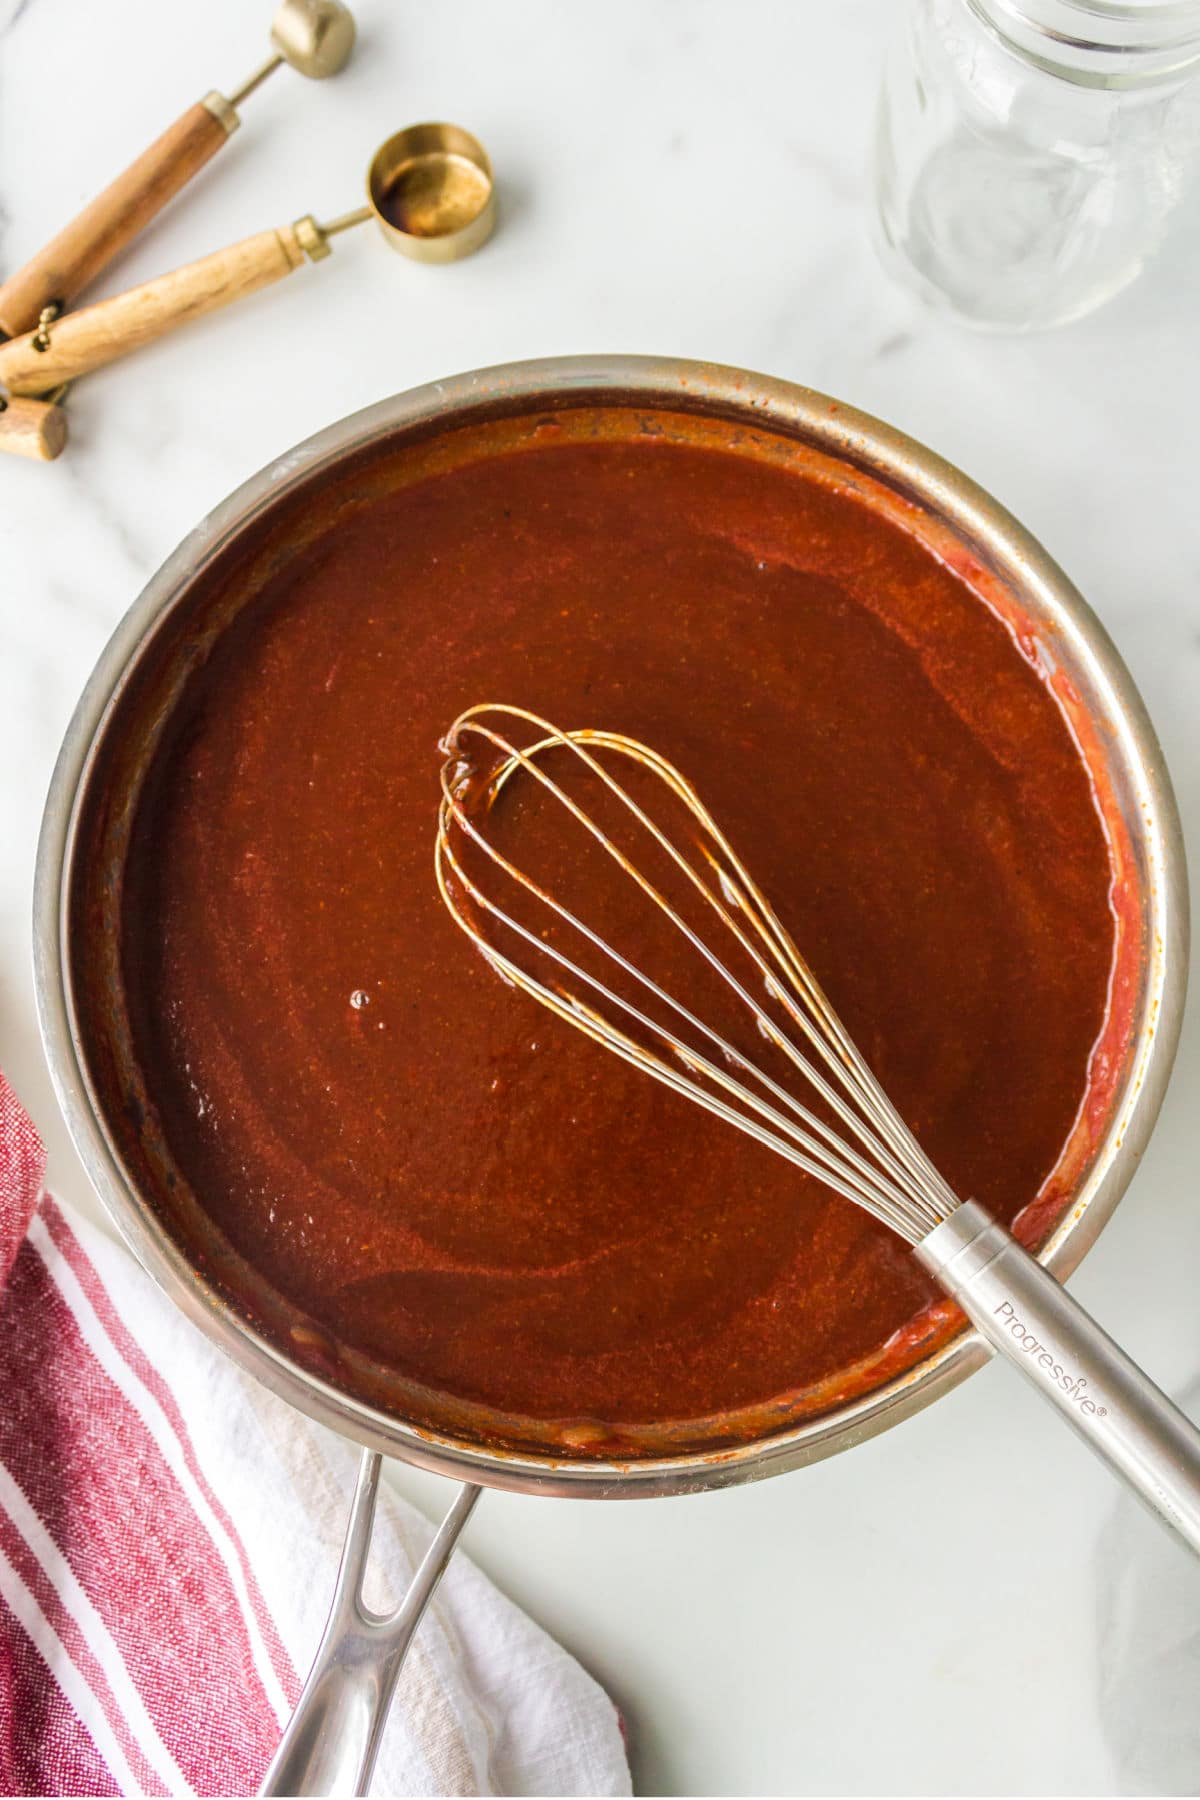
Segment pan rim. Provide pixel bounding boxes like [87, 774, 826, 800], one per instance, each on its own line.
[33, 354, 1190, 1498]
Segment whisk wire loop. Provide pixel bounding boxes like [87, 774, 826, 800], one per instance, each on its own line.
[440, 729, 926, 1226]
[436, 704, 960, 1246]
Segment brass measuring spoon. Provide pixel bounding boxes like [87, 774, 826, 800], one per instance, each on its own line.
[0, 125, 495, 397]
[0, 0, 355, 341]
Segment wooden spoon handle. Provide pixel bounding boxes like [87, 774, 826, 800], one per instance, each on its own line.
[0, 224, 308, 392]
[0, 96, 236, 339]
[0, 395, 67, 461]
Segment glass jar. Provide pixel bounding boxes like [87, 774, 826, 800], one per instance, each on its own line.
[873, 0, 1200, 329]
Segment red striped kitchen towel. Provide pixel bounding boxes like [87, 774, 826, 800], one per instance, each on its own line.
[0, 1070, 630, 1798]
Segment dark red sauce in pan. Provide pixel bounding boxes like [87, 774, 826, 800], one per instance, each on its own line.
[109, 407, 1117, 1456]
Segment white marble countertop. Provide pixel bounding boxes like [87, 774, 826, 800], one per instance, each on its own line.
[3, 2, 1199, 1793]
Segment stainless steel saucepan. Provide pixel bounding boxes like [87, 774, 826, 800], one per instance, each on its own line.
[33, 357, 1188, 1795]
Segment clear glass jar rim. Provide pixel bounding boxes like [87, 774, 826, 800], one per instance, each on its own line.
[969, 0, 1200, 79]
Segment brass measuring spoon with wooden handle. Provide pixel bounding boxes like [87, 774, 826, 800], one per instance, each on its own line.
[0, 126, 495, 397]
[0, 0, 355, 343]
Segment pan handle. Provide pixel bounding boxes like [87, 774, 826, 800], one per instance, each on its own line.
[260, 1449, 481, 1798]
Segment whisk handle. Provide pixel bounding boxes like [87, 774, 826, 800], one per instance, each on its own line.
[917, 1200, 1200, 1557]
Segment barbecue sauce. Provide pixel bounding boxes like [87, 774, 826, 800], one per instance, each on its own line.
[117, 416, 1117, 1455]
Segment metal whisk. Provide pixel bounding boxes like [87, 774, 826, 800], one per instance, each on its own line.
[437, 703, 1200, 1555]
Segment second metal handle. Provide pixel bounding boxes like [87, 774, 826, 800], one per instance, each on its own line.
[918, 1200, 1200, 1556]
[260, 1448, 481, 1797]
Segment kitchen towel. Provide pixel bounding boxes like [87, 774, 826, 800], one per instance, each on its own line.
[0, 1070, 631, 1797]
